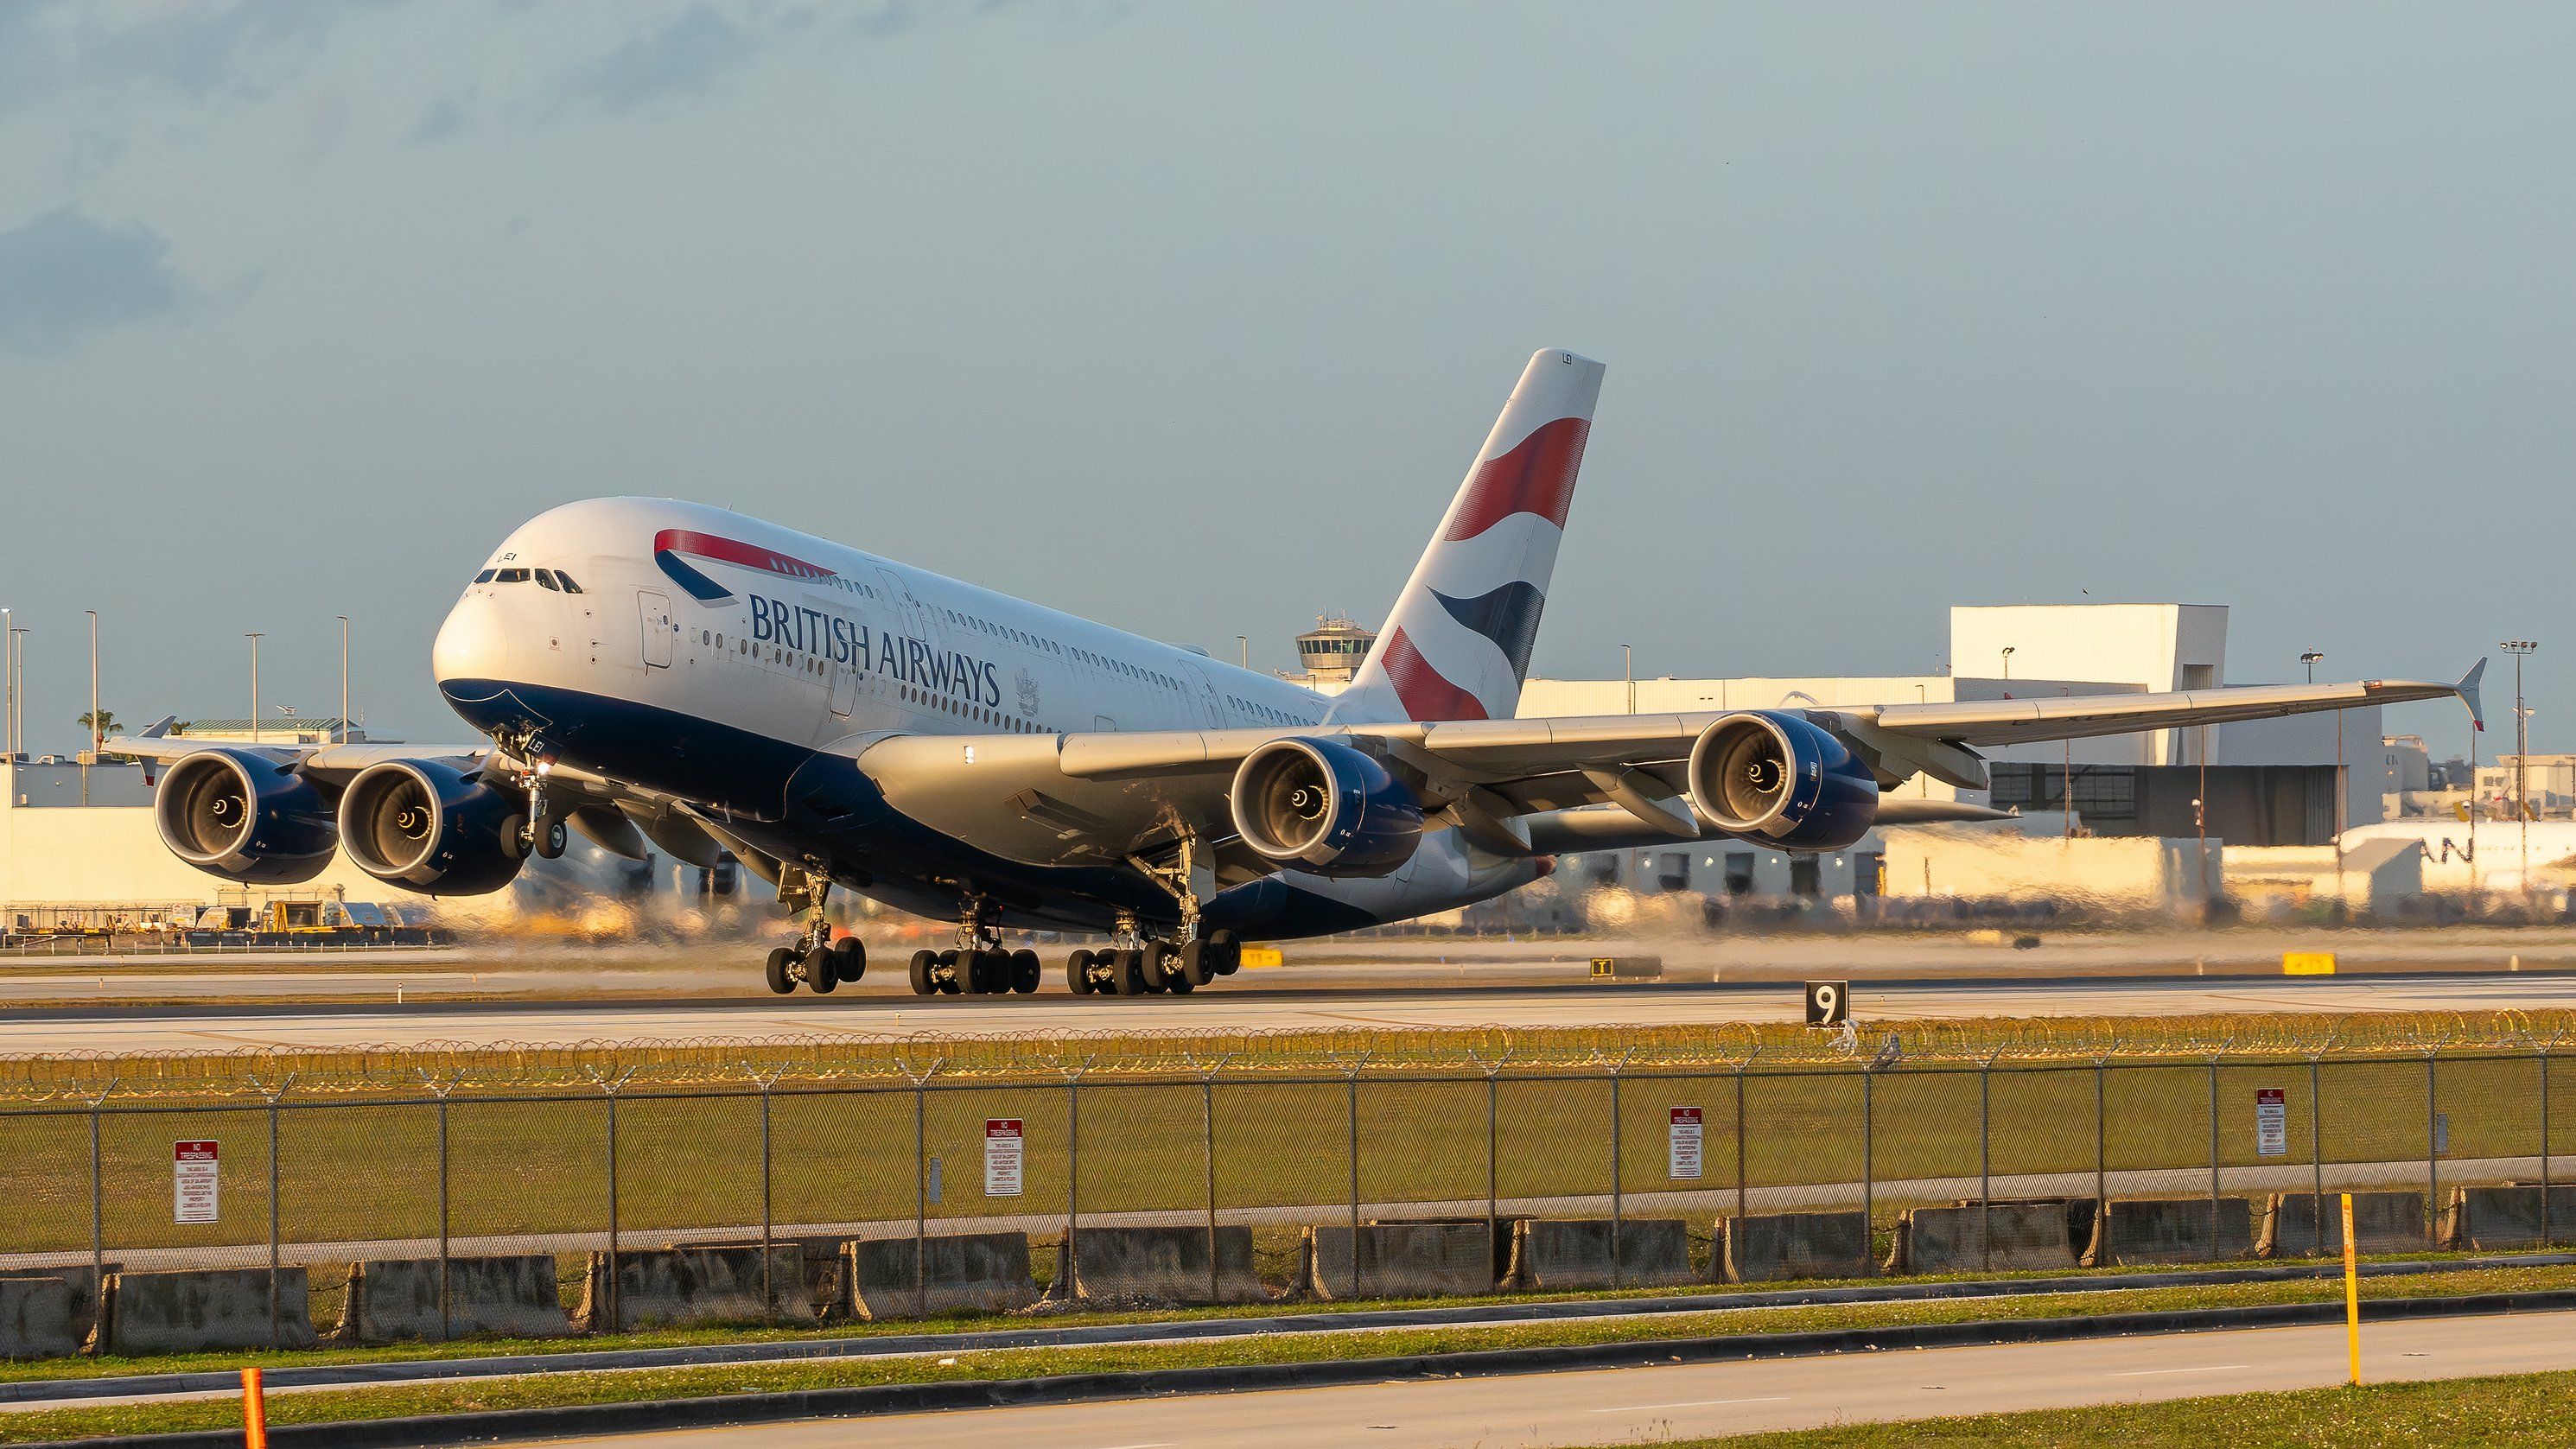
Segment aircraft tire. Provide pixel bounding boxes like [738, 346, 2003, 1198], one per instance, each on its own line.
[1010, 950, 1040, 994]
[1111, 949, 1149, 996]
[808, 952, 837, 994]
[536, 818, 568, 860]
[907, 950, 938, 996]
[765, 947, 797, 995]
[1180, 940, 1214, 988]
[1067, 949, 1096, 995]
[830, 937, 866, 983]
[1209, 930, 1241, 976]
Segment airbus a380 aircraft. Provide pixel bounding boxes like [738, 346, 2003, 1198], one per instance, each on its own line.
[117, 350, 2479, 1000]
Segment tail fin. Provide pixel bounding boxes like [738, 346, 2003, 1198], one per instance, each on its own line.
[1328, 348, 1605, 724]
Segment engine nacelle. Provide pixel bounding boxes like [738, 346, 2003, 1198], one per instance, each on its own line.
[154, 749, 339, 884]
[1229, 737, 1424, 878]
[338, 759, 529, 896]
[1686, 710, 1880, 852]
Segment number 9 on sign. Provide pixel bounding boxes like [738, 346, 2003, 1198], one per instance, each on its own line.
[1804, 980, 1849, 1027]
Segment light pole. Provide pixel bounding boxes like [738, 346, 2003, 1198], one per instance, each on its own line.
[2, 606, 12, 764]
[338, 616, 352, 743]
[246, 633, 264, 747]
[2301, 651, 2324, 684]
[84, 611, 99, 805]
[1236, 635, 1247, 670]
[2000, 646, 2014, 682]
[2504, 640, 2538, 899]
[2305, 651, 2343, 900]
[1622, 644, 1634, 715]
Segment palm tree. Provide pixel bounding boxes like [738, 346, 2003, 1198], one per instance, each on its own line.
[77, 709, 118, 740]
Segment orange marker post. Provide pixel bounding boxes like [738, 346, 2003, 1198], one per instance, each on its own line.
[241, 1366, 269, 1449]
[2340, 1192, 2361, 1386]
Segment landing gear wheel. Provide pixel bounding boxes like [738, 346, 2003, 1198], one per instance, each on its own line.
[830, 937, 865, 983]
[908, 949, 938, 996]
[935, 950, 963, 995]
[765, 947, 796, 995]
[1066, 949, 1096, 995]
[535, 817, 568, 860]
[1111, 949, 1149, 996]
[1209, 930, 1242, 976]
[970, 950, 1000, 995]
[1180, 940, 1214, 988]
[1010, 950, 1040, 994]
[807, 949, 837, 994]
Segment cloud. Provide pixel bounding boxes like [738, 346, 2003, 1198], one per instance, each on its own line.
[410, 92, 471, 143]
[0, 208, 192, 357]
[0, 1, 345, 114]
[567, 5, 757, 114]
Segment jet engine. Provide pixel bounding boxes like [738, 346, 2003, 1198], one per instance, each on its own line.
[1686, 710, 1880, 851]
[337, 759, 530, 896]
[153, 749, 340, 884]
[1229, 737, 1424, 878]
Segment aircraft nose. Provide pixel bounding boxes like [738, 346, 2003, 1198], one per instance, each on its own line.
[432, 592, 512, 689]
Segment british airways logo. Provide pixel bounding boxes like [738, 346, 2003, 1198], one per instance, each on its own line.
[747, 593, 1002, 708]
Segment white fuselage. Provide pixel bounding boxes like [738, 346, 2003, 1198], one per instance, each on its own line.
[430, 498, 1541, 935]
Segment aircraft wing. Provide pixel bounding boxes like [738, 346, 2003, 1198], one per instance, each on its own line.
[854, 663, 2477, 873]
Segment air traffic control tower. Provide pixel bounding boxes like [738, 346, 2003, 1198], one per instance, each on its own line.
[1286, 613, 1376, 696]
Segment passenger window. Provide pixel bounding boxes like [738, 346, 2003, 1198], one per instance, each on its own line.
[474, 569, 497, 583]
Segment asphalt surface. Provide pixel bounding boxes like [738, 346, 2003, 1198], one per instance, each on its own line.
[503, 1308, 2576, 1447]
[7, 972, 2575, 1053]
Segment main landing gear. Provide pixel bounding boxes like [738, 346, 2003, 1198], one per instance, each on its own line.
[764, 867, 863, 995]
[906, 913, 1040, 997]
[1065, 916, 1243, 998]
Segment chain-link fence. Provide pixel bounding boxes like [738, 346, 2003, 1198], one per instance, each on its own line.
[7, 1026, 2574, 1349]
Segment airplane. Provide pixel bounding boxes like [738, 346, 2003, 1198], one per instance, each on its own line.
[113, 349, 2481, 999]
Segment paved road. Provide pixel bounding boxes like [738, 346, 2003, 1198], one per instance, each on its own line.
[7, 972, 2575, 1054]
[514, 1309, 2576, 1448]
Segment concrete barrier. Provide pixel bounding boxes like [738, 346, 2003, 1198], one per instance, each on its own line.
[1719, 1211, 1876, 1283]
[847, 1233, 1037, 1320]
[1049, 1227, 1267, 1305]
[0, 1267, 102, 1358]
[576, 1247, 819, 1333]
[1301, 1223, 1497, 1301]
[338, 1255, 572, 1344]
[1504, 1218, 1695, 1291]
[103, 1268, 315, 1355]
[0, 1276, 82, 1360]
[1890, 1204, 2078, 1274]
[2258, 1192, 2427, 1258]
[2087, 1197, 2255, 1266]
[2445, 1185, 2576, 1250]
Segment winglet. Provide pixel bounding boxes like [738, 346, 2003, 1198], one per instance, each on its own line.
[2457, 658, 2487, 732]
[138, 715, 177, 740]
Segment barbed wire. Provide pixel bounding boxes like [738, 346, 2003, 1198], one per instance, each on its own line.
[0, 1009, 2567, 1103]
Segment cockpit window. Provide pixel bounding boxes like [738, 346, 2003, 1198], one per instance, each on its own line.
[554, 571, 582, 594]
[474, 569, 497, 583]
[534, 569, 560, 591]
[494, 568, 529, 583]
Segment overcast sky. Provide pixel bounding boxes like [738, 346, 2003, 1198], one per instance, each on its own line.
[1, 2, 2566, 755]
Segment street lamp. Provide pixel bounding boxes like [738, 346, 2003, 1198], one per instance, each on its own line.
[246, 633, 264, 746]
[1623, 644, 1634, 715]
[2503, 640, 2539, 899]
[2300, 651, 2324, 684]
[337, 616, 352, 743]
[2000, 645, 2014, 682]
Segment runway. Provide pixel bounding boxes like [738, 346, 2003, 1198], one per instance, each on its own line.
[504, 1308, 2576, 1447]
[5, 971, 2574, 1055]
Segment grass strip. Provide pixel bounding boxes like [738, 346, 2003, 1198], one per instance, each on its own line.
[4, 1264, 2573, 1443]
[1665, 1368, 2576, 1446]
